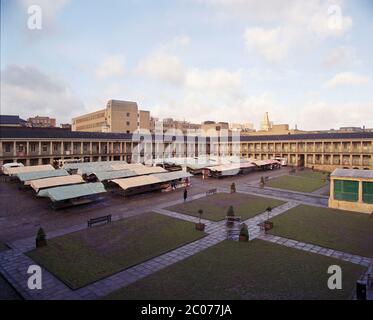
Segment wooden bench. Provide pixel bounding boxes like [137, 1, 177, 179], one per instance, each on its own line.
[88, 214, 112, 228]
[206, 188, 217, 196]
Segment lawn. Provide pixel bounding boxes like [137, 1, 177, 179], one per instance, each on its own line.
[0, 275, 22, 300]
[0, 243, 9, 252]
[105, 240, 365, 300]
[27, 212, 206, 289]
[268, 204, 373, 258]
[167, 192, 284, 221]
[266, 170, 328, 193]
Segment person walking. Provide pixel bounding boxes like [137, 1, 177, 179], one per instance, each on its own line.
[183, 188, 188, 202]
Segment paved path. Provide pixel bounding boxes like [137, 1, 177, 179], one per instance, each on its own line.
[237, 185, 329, 207]
[258, 234, 373, 267]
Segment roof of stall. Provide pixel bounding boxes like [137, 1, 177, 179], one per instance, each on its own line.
[131, 166, 166, 175]
[63, 160, 128, 171]
[5, 164, 55, 176]
[94, 170, 138, 182]
[152, 171, 192, 182]
[112, 175, 160, 190]
[17, 169, 69, 183]
[112, 171, 191, 190]
[331, 168, 373, 179]
[31, 175, 84, 192]
[37, 182, 106, 202]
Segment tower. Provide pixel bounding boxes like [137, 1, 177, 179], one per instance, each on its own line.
[261, 112, 272, 131]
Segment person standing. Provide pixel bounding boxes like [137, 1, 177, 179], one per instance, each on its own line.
[183, 188, 188, 202]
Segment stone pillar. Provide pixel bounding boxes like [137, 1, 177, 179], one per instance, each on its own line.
[90, 142, 93, 155]
[358, 180, 363, 203]
[98, 142, 101, 155]
[50, 141, 53, 156]
[61, 142, 64, 156]
[38, 141, 42, 156]
[0, 141, 3, 158]
[330, 178, 334, 200]
[81, 141, 84, 156]
[26, 141, 29, 157]
[13, 141, 16, 157]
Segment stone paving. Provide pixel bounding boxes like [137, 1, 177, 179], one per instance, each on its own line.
[257, 234, 373, 267]
[1, 188, 371, 300]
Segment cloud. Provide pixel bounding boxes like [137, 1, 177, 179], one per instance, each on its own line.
[296, 101, 373, 130]
[17, 0, 70, 30]
[323, 46, 359, 69]
[95, 55, 125, 79]
[185, 68, 243, 95]
[325, 72, 370, 88]
[244, 26, 296, 63]
[136, 51, 186, 85]
[1, 65, 84, 124]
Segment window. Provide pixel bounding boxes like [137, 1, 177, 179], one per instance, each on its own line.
[127, 113, 130, 117]
[126, 121, 130, 126]
[42, 145, 48, 152]
[363, 182, 373, 204]
[31, 144, 36, 152]
[334, 180, 359, 202]
[5, 144, 11, 153]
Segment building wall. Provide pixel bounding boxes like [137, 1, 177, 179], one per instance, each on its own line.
[72, 100, 150, 133]
[1, 130, 372, 171]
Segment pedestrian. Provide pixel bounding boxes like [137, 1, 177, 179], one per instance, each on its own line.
[183, 188, 188, 202]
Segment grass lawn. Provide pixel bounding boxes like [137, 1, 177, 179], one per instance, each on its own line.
[27, 212, 206, 289]
[269, 205, 373, 258]
[105, 240, 365, 300]
[266, 170, 328, 193]
[0, 275, 22, 300]
[167, 192, 284, 222]
[0, 243, 9, 252]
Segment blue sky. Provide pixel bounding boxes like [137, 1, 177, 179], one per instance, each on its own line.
[1, 0, 373, 130]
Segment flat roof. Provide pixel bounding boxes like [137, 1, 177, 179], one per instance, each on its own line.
[1, 126, 373, 141]
[31, 175, 84, 192]
[18, 169, 68, 183]
[5, 164, 55, 176]
[331, 168, 373, 179]
[38, 182, 106, 202]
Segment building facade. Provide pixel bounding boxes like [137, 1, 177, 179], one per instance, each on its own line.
[1, 127, 372, 171]
[72, 100, 150, 133]
[27, 116, 56, 128]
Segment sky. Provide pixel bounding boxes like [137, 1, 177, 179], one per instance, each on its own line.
[1, 0, 373, 130]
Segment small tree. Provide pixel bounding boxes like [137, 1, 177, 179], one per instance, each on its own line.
[36, 227, 47, 247]
[240, 223, 249, 238]
[37, 227, 46, 241]
[227, 206, 235, 217]
[230, 182, 236, 193]
[198, 209, 203, 224]
[266, 207, 272, 220]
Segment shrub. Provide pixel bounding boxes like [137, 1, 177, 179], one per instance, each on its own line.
[227, 206, 235, 217]
[36, 227, 46, 241]
[230, 182, 236, 193]
[239, 223, 248, 237]
[198, 209, 203, 223]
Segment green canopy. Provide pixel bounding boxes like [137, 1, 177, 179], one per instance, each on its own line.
[17, 169, 68, 182]
[38, 182, 106, 202]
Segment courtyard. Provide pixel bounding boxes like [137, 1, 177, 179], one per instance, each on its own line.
[105, 240, 365, 300]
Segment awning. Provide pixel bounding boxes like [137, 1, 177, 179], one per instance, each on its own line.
[5, 164, 55, 176]
[112, 175, 161, 190]
[131, 166, 167, 175]
[38, 182, 106, 202]
[18, 169, 69, 183]
[152, 171, 192, 183]
[31, 175, 84, 192]
[94, 170, 137, 181]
